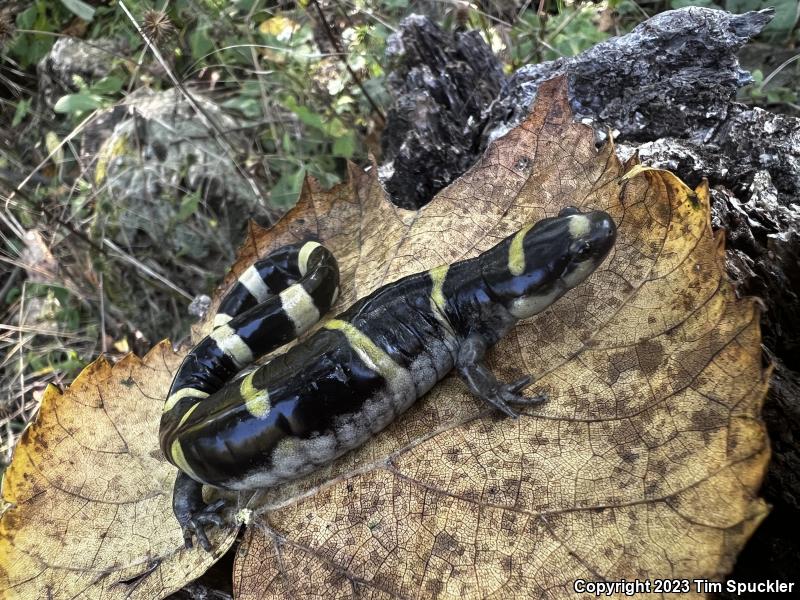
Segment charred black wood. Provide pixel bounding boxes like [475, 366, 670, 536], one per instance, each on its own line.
[379, 15, 504, 209]
[485, 7, 775, 144]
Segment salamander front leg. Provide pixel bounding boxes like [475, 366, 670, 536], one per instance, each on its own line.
[456, 334, 547, 419]
[173, 472, 226, 551]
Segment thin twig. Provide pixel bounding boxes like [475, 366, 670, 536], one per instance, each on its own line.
[125, 0, 171, 95]
[0, 266, 21, 302]
[17, 284, 26, 429]
[0, 209, 25, 241]
[181, 44, 333, 78]
[308, 0, 385, 125]
[0, 324, 83, 337]
[99, 271, 107, 354]
[546, 5, 582, 42]
[5, 182, 107, 257]
[1, 193, 191, 311]
[516, 0, 535, 23]
[3, 110, 98, 224]
[243, 8, 281, 186]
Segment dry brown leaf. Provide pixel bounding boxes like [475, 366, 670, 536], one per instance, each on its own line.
[226, 78, 770, 598]
[0, 77, 769, 599]
[0, 346, 239, 599]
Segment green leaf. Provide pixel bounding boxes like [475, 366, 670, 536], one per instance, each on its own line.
[233, 0, 259, 9]
[281, 97, 353, 142]
[53, 93, 104, 115]
[283, 98, 327, 132]
[4, 286, 20, 305]
[332, 131, 356, 159]
[89, 76, 123, 95]
[12, 99, 31, 127]
[270, 166, 306, 206]
[16, 5, 38, 29]
[381, 0, 410, 9]
[281, 131, 295, 154]
[306, 166, 340, 189]
[221, 96, 262, 119]
[59, 0, 95, 21]
[176, 191, 202, 222]
[10, 6, 55, 67]
[189, 20, 215, 62]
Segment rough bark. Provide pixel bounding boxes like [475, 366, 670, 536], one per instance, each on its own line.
[379, 15, 504, 209]
[380, 8, 777, 210]
[484, 7, 775, 144]
[715, 175, 799, 362]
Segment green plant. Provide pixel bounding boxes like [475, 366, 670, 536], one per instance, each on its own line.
[744, 67, 800, 108]
[53, 74, 125, 119]
[7, 1, 73, 67]
[505, 1, 620, 68]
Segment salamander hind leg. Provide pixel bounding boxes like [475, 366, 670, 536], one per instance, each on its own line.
[172, 472, 226, 551]
[455, 335, 548, 419]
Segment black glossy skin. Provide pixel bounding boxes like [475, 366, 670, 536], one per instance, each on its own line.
[159, 243, 339, 457]
[162, 207, 616, 550]
[175, 270, 466, 484]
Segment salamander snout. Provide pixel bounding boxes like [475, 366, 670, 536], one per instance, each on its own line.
[561, 209, 616, 288]
[582, 210, 616, 259]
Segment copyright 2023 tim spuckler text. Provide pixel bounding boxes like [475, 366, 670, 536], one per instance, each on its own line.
[574, 578, 796, 596]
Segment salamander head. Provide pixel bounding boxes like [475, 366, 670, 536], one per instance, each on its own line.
[482, 206, 616, 319]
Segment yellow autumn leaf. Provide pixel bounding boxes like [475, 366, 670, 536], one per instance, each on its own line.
[222, 77, 769, 599]
[0, 349, 239, 599]
[0, 77, 769, 599]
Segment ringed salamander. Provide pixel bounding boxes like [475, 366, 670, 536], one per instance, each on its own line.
[159, 206, 616, 549]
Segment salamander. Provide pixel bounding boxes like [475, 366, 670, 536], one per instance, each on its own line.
[159, 206, 616, 550]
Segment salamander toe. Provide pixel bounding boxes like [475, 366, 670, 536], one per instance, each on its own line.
[173, 472, 227, 551]
[181, 499, 226, 551]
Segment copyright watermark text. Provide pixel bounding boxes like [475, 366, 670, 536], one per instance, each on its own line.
[573, 578, 796, 596]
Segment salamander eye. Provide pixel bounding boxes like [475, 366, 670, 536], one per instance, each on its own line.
[572, 240, 592, 259]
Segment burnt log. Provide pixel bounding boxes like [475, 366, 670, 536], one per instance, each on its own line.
[379, 15, 504, 209]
